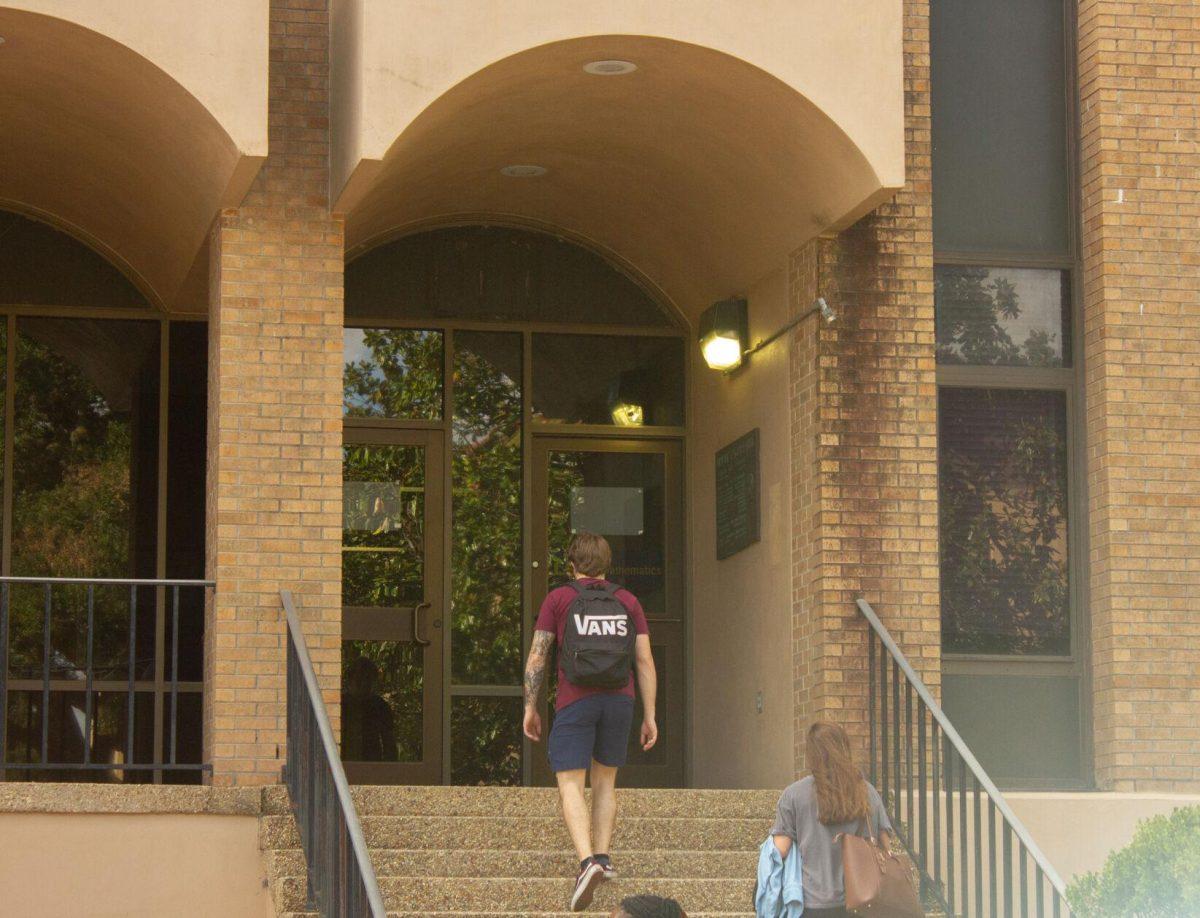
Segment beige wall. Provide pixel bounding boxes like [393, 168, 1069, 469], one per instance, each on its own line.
[0, 5, 268, 309]
[1011, 793, 1200, 882]
[690, 266, 795, 789]
[0, 813, 273, 918]
[334, 0, 903, 198]
[331, 1, 905, 317]
[7, 0, 268, 153]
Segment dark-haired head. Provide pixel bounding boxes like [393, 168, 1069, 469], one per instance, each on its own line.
[612, 894, 687, 918]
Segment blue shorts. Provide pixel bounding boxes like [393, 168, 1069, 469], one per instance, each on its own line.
[547, 694, 635, 773]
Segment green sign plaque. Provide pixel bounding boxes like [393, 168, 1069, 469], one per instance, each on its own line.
[715, 428, 761, 560]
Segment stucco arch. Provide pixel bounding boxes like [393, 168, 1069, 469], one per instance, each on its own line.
[0, 7, 267, 309]
[336, 28, 904, 315]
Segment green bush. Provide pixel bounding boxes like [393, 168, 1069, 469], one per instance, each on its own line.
[1067, 805, 1200, 916]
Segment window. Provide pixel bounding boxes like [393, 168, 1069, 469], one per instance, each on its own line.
[931, 0, 1070, 256]
[938, 388, 1070, 655]
[346, 226, 675, 327]
[932, 0, 1085, 787]
[532, 334, 685, 427]
[936, 266, 1071, 368]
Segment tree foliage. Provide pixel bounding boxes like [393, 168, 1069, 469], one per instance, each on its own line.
[935, 268, 1071, 655]
[1068, 806, 1200, 917]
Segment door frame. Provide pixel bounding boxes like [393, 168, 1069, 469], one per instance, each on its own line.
[527, 434, 686, 788]
[342, 425, 446, 784]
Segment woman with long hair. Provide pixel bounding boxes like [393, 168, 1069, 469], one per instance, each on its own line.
[769, 722, 893, 916]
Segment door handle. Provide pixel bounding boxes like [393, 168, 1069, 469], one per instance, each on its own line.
[412, 601, 432, 647]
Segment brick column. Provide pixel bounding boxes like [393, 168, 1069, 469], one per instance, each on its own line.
[1078, 0, 1200, 791]
[790, 0, 940, 771]
[204, 0, 344, 785]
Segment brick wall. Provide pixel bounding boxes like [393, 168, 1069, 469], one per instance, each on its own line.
[204, 0, 344, 784]
[1078, 0, 1200, 790]
[789, 0, 940, 770]
[789, 237, 822, 771]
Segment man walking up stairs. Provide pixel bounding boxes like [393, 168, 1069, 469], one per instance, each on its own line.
[522, 533, 659, 911]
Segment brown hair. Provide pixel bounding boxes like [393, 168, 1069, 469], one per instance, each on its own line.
[806, 721, 870, 825]
[567, 531, 612, 577]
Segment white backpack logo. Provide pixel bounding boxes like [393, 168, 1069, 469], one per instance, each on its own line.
[572, 614, 630, 637]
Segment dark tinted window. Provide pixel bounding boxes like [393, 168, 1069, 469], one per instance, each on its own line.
[932, 0, 1070, 255]
[939, 387, 1070, 655]
[936, 266, 1071, 367]
[9, 319, 161, 684]
[0, 212, 148, 308]
[346, 226, 675, 327]
[532, 334, 684, 427]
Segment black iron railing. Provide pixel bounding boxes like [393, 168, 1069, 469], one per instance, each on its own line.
[282, 589, 385, 918]
[0, 576, 213, 781]
[860, 598, 1071, 918]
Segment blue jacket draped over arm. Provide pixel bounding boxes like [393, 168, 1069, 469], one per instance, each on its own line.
[755, 835, 803, 917]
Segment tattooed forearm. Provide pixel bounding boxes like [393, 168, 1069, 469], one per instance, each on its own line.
[523, 630, 555, 708]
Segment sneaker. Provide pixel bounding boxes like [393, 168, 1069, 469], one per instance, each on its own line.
[595, 854, 618, 879]
[570, 858, 605, 912]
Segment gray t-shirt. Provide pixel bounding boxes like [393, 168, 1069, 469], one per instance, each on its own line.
[770, 775, 893, 909]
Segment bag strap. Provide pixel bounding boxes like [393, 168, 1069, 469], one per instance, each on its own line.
[856, 811, 876, 842]
[569, 579, 621, 597]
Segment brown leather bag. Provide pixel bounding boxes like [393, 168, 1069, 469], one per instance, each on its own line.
[838, 815, 923, 918]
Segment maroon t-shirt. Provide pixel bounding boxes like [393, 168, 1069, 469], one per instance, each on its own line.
[534, 578, 649, 711]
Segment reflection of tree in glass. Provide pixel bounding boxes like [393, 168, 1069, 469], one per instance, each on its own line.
[936, 267, 1061, 368]
[3, 329, 160, 778]
[542, 452, 588, 713]
[8, 333, 144, 686]
[939, 389, 1070, 655]
[340, 442, 426, 763]
[343, 328, 442, 419]
[451, 697, 522, 785]
[342, 642, 420, 762]
[342, 445, 425, 607]
[451, 337, 523, 690]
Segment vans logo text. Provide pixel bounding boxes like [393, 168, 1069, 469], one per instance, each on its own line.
[573, 614, 629, 637]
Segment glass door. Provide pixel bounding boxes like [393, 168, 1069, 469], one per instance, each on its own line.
[531, 438, 685, 788]
[341, 427, 445, 783]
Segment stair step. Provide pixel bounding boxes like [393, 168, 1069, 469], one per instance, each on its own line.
[261, 814, 770, 851]
[393, 877, 754, 911]
[262, 785, 777, 819]
[276, 876, 753, 912]
[269, 846, 760, 879]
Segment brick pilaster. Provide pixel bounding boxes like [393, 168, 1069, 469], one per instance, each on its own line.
[790, 0, 940, 771]
[1078, 0, 1200, 791]
[204, 0, 344, 785]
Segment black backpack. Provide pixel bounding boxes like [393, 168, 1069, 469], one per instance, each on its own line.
[560, 581, 637, 689]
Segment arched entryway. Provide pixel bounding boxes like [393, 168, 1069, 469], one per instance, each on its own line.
[334, 32, 905, 789]
[341, 225, 687, 787]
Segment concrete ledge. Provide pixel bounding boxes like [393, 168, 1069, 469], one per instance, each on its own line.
[0, 782, 263, 815]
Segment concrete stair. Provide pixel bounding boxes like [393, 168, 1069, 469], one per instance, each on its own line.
[260, 786, 775, 916]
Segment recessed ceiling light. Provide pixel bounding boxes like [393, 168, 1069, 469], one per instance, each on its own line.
[584, 60, 637, 76]
[500, 164, 548, 178]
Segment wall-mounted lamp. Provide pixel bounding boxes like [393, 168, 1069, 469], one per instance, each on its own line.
[700, 296, 836, 373]
[698, 297, 749, 371]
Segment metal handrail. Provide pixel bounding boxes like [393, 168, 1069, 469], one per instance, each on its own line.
[858, 597, 1071, 916]
[281, 589, 386, 918]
